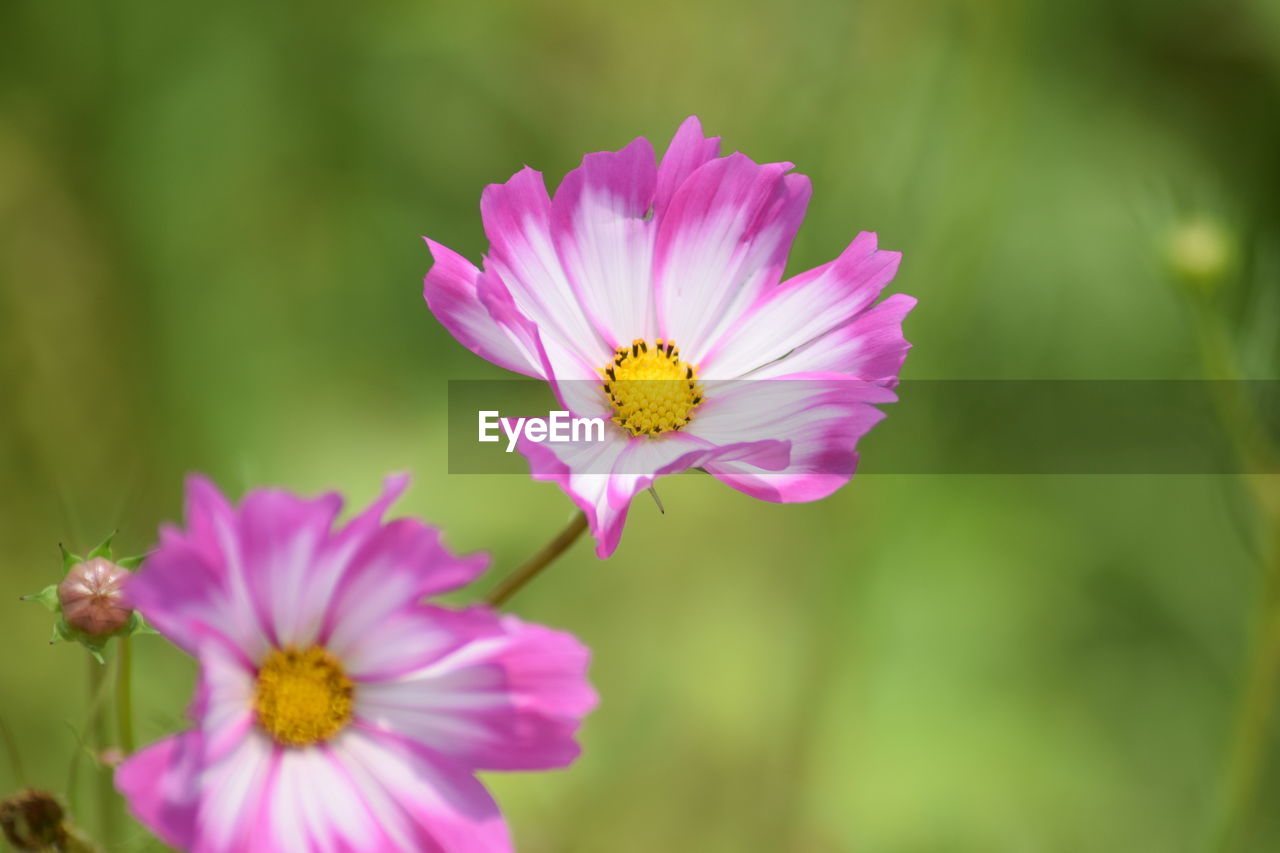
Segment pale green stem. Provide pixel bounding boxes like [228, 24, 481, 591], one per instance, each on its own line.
[1195, 294, 1280, 850]
[117, 635, 135, 755]
[1212, 521, 1280, 852]
[86, 658, 117, 846]
[0, 715, 27, 787]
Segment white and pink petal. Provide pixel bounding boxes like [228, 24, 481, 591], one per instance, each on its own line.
[334, 728, 511, 852]
[480, 167, 609, 366]
[422, 239, 543, 377]
[654, 154, 811, 358]
[115, 732, 203, 851]
[518, 427, 790, 557]
[692, 374, 896, 502]
[356, 610, 595, 772]
[698, 231, 905, 379]
[654, 116, 722, 220]
[551, 136, 658, 346]
[747, 292, 916, 383]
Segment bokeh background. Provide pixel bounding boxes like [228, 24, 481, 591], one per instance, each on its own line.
[3, 1, 1279, 850]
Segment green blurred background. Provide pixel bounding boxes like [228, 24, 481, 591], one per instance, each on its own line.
[2, 1, 1279, 850]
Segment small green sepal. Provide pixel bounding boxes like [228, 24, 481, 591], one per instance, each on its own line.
[86, 531, 117, 561]
[59, 544, 84, 572]
[128, 611, 159, 635]
[21, 584, 60, 612]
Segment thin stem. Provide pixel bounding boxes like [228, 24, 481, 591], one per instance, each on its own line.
[1190, 299, 1277, 480]
[86, 658, 117, 846]
[1212, 519, 1280, 852]
[1192, 291, 1280, 850]
[0, 715, 27, 788]
[116, 636, 135, 754]
[485, 512, 588, 608]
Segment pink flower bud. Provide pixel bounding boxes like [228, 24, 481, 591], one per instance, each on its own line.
[57, 557, 132, 639]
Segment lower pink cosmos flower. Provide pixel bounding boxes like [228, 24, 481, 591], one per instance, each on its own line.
[423, 116, 915, 557]
[116, 474, 595, 853]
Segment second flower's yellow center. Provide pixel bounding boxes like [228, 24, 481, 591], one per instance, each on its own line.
[601, 339, 703, 437]
[254, 646, 353, 747]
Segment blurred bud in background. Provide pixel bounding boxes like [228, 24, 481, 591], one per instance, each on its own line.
[1168, 217, 1236, 291]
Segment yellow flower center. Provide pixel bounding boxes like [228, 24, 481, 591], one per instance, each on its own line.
[254, 646, 354, 747]
[601, 339, 703, 437]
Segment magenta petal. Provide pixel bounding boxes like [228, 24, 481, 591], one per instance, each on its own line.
[423, 239, 542, 377]
[654, 115, 722, 220]
[115, 733, 202, 850]
[494, 614, 598, 719]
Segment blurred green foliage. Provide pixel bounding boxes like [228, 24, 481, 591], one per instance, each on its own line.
[2, 0, 1279, 850]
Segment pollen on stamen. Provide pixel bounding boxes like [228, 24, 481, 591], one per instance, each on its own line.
[254, 646, 354, 747]
[600, 338, 704, 438]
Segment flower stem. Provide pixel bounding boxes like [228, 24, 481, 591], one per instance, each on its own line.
[485, 512, 588, 607]
[116, 636, 135, 755]
[1191, 294, 1280, 850]
[86, 658, 117, 846]
[1212, 518, 1280, 852]
[0, 715, 27, 787]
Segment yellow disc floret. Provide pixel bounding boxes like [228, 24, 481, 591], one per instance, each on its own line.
[254, 646, 354, 747]
[602, 339, 703, 437]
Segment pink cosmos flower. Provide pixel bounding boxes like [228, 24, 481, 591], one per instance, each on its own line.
[424, 117, 914, 557]
[116, 474, 595, 853]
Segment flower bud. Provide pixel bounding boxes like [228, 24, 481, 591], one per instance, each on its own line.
[56, 557, 132, 640]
